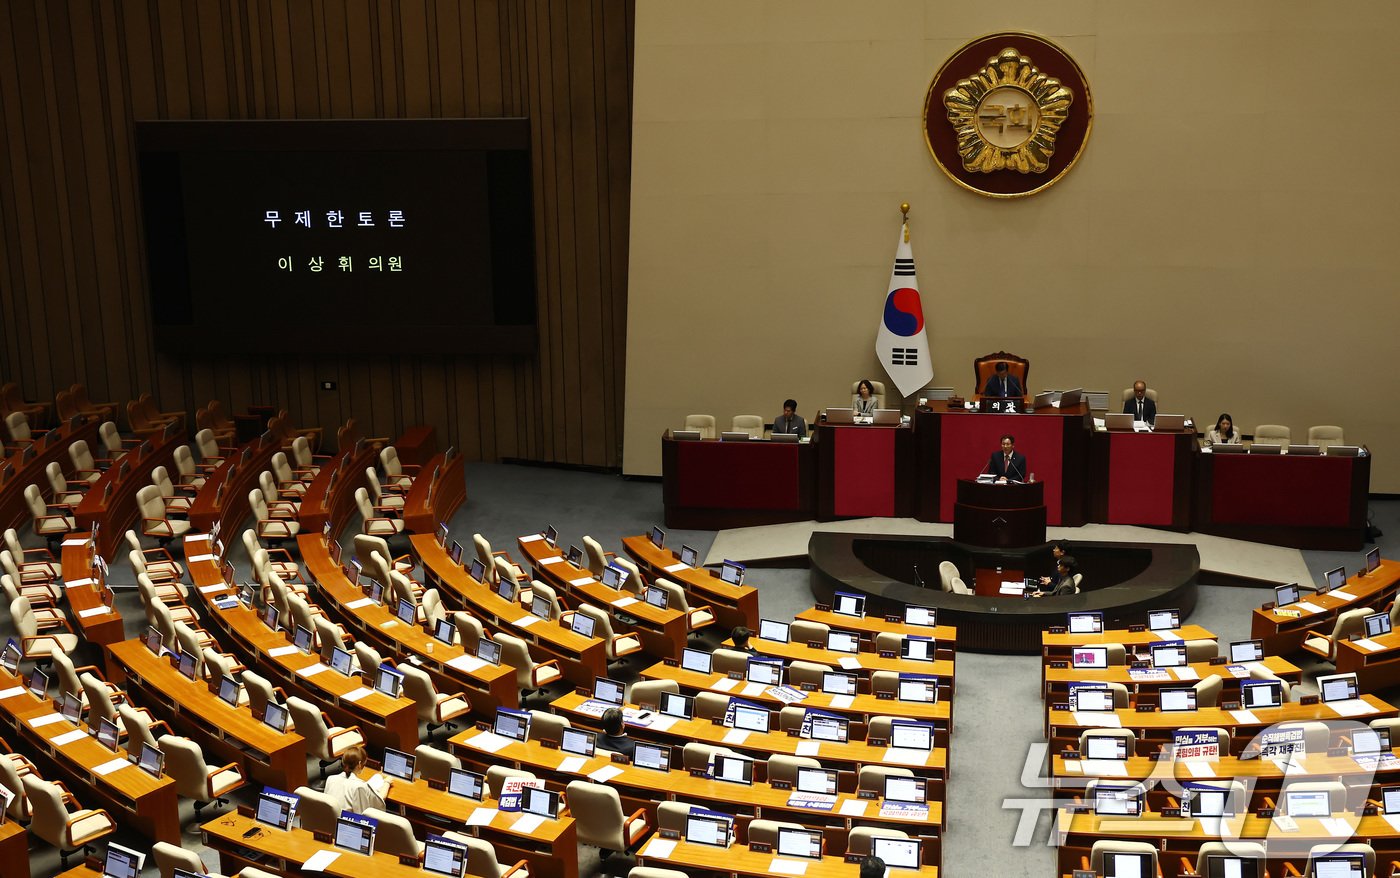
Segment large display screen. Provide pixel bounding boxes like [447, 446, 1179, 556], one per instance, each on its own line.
[136, 119, 535, 353]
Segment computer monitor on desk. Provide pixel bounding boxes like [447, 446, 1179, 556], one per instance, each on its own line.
[1365, 611, 1391, 638]
[825, 407, 855, 425]
[1104, 413, 1134, 431]
[1153, 414, 1187, 432]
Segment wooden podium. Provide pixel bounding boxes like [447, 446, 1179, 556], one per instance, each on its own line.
[952, 478, 1047, 548]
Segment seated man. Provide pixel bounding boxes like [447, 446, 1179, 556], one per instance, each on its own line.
[772, 399, 806, 438]
[982, 362, 1022, 398]
[1032, 556, 1079, 597]
[986, 434, 1028, 483]
[730, 625, 758, 655]
[597, 707, 636, 759]
[1124, 380, 1156, 425]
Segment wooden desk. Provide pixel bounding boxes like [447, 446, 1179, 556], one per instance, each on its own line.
[401, 451, 466, 535]
[1042, 656, 1302, 703]
[386, 779, 578, 878]
[518, 535, 689, 661]
[298, 446, 375, 535]
[73, 430, 179, 558]
[547, 691, 947, 776]
[183, 538, 419, 752]
[1089, 427, 1195, 529]
[0, 670, 180, 844]
[411, 534, 608, 689]
[1041, 625, 1217, 664]
[0, 821, 28, 878]
[107, 638, 308, 791]
[188, 435, 283, 534]
[739, 636, 957, 689]
[661, 434, 818, 530]
[1251, 560, 1400, 656]
[0, 418, 99, 533]
[58, 533, 125, 675]
[1047, 694, 1398, 756]
[816, 423, 916, 520]
[637, 832, 939, 877]
[795, 608, 957, 657]
[1339, 629, 1400, 690]
[391, 424, 437, 467]
[1052, 748, 1400, 797]
[621, 534, 759, 630]
[301, 534, 517, 716]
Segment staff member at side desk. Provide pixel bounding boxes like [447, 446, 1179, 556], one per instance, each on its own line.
[986, 434, 1028, 483]
[1032, 557, 1079, 597]
[597, 707, 636, 760]
[1205, 412, 1240, 446]
[1124, 380, 1157, 425]
[983, 362, 1022, 398]
[323, 745, 385, 812]
[773, 399, 806, 438]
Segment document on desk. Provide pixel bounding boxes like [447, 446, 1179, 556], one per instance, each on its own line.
[1224, 664, 1251, 678]
[514, 614, 539, 628]
[296, 662, 329, 678]
[28, 713, 65, 728]
[466, 731, 511, 753]
[664, 563, 689, 573]
[828, 694, 855, 709]
[447, 654, 486, 673]
[341, 687, 373, 703]
[52, 730, 88, 746]
[301, 850, 341, 872]
[883, 747, 930, 766]
[1386, 814, 1400, 833]
[838, 799, 869, 817]
[1294, 601, 1325, 615]
[648, 715, 678, 732]
[642, 838, 677, 859]
[1329, 698, 1378, 717]
[556, 756, 587, 774]
[187, 553, 217, 564]
[198, 583, 227, 594]
[78, 606, 112, 618]
[0, 686, 25, 700]
[711, 677, 739, 692]
[268, 645, 299, 657]
[345, 597, 374, 609]
[722, 729, 750, 745]
[1155, 629, 1181, 640]
[1321, 817, 1355, 837]
[466, 808, 498, 826]
[740, 682, 767, 697]
[1071, 711, 1122, 728]
[769, 858, 809, 875]
[588, 765, 624, 784]
[1059, 760, 1082, 773]
[612, 596, 638, 608]
[1352, 638, 1384, 652]
[1170, 666, 1200, 681]
[62, 537, 90, 547]
[512, 814, 545, 834]
[93, 757, 130, 776]
[838, 656, 863, 670]
[519, 534, 544, 543]
[1328, 589, 1358, 602]
[1184, 762, 1217, 778]
[1080, 760, 1128, 776]
[64, 578, 93, 589]
[1228, 709, 1260, 724]
[570, 577, 595, 586]
[795, 741, 821, 757]
[541, 556, 568, 565]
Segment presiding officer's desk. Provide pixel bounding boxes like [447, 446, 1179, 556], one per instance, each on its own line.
[106, 638, 309, 791]
[517, 534, 689, 661]
[411, 533, 609, 689]
[183, 535, 420, 752]
[58, 533, 125, 675]
[1250, 560, 1400, 656]
[546, 690, 948, 775]
[795, 608, 957, 658]
[301, 533, 517, 716]
[637, 832, 939, 878]
[386, 776, 578, 878]
[1041, 625, 1217, 666]
[621, 534, 759, 630]
[661, 431, 817, 529]
[1041, 655, 1302, 704]
[1047, 694, 1398, 757]
[0, 668, 181, 844]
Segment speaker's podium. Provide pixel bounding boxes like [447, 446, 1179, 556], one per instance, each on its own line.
[953, 478, 1047, 548]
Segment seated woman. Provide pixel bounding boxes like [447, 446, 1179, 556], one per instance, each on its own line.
[1032, 556, 1079, 597]
[853, 379, 878, 417]
[1205, 413, 1240, 446]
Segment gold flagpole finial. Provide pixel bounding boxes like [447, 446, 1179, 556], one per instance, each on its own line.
[900, 202, 910, 241]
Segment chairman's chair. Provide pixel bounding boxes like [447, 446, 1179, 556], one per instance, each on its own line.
[972, 352, 1029, 397]
[566, 780, 651, 862]
[1308, 425, 1345, 453]
[949, 576, 973, 595]
[681, 414, 716, 439]
[937, 561, 960, 591]
[1252, 424, 1291, 450]
[850, 380, 887, 410]
[1119, 387, 1159, 405]
[730, 415, 764, 439]
[1302, 607, 1372, 663]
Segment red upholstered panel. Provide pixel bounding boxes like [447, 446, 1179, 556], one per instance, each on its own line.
[832, 427, 896, 518]
[938, 414, 1065, 524]
[1107, 432, 1177, 526]
[675, 441, 802, 510]
[1211, 455, 1354, 527]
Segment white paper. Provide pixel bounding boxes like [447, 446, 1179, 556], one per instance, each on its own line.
[1185, 762, 1216, 778]
[1329, 699, 1378, 717]
[61, 538, 89, 546]
[341, 687, 373, 702]
[1170, 666, 1200, 681]
[769, 858, 809, 875]
[512, 814, 545, 833]
[93, 757, 130, 776]
[1295, 601, 1325, 614]
[711, 678, 739, 692]
[664, 563, 689, 573]
[1353, 638, 1385, 652]
[1060, 760, 1082, 773]
[447, 654, 485, 673]
[643, 838, 677, 859]
[1080, 760, 1128, 776]
[1155, 630, 1180, 640]
[649, 715, 678, 732]
[301, 850, 341, 872]
[556, 756, 587, 774]
[467, 731, 511, 753]
[345, 597, 374, 609]
[613, 596, 638, 608]
[541, 556, 567, 565]
[268, 645, 298, 657]
[1072, 712, 1122, 728]
[197, 583, 224, 594]
[78, 606, 111, 618]
[52, 729, 88, 746]
[1385, 814, 1400, 833]
[466, 808, 498, 826]
[28, 713, 64, 728]
[187, 553, 216, 563]
[64, 577, 93, 589]
[519, 534, 544, 543]
[295, 663, 328, 678]
[999, 581, 1025, 595]
[795, 741, 821, 756]
[838, 799, 869, 816]
[515, 614, 540, 628]
[378, 620, 399, 628]
[1321, 817, 1355, 837]
[741, 682, 767, 697]
[1328, 589, 1358, 601]
[0, 686, 25, 699]
[1229, 710, 1260, 724]
[588, 765, 624, 783]
[570, 576, 594, 586]
[883, 747, 930, 765]
[838, 657, 862, 670]
[828, 694, 855, 709]
[721, 729, 749, 745]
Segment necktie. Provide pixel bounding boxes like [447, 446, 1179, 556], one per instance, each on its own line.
[1138, 400, 1143, 419]
[785, 417, 791, 432]
[1005, 455, 1011, 470]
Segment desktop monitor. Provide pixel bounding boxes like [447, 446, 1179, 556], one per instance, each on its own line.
[1151, 644, 1187, 668]
[832, 591, 865, 618]
[796, 766, 838, 795]
[560, 727, 596, 757]
[544, 525, 558, 548]
[1067, 612, 1103, 634]
[1147, 609, 1180, 631]
[775, 827, 823, 860]
[1366, 547, 1382, 574]
[1083, 735, 1128, 761]
[1317, 672, 1359, 703]
[566, 545, 584, 567]
[884, 775, 928, 804]
[1229, 640, 1264, 663]
[570, 613, 596, 638]
[681, 648, 712, 675]
[888, 720, 933, 751]
[255, 791, 295, 829]
[1239, 680, 1283, 709]
[871, 837, 921, 871]
[712, 752, 754, 785]
[27, 667, 50, 698]
[0, 641, 18, 675]
[1071, 646, 1109, 670]
[103, 845, 145, 878]
[807, 714, 849, 743]
[493, 708, 531, 742]
[643, 585, 669, 610]
[1310, 856, 1365, 878]
[600, 565, 627, 590]
[683, 811, 732, 847]
[521, 786, 560, 819]
[826, 630, 860, 654]
[218, 676, 241, 707]
[374, 666, 404, 698]
[1183, 785, 1235, 818]
[1324, 566, 1347, 591]
[60, 692, 83, 724]
[495, 577, 516, 603]
[177, 650, 199, 680]
[1284, 788, 1332, 817]
[1093, 784, 1144, 817]
[649, 526, 665, 548]
[730, 703, 771, 733]
[334, 814, 376, 855]
[329, 647, 355, 677]
[263, 700, 290, 733]
[1071, 687, 1115, 712]
[469, 558, 486, 582]
[897, 676, 938, 704]
[679, 545, 699, 568]
[366, 579, 384, 605]
[436, 522, 450, 547]
[382, 748, 415, 781]
[746, 658, 783, 686]
[633, 742, 671, 771]
[821, 672, 858, 696]
[433, 618, 456, 646]
[422, 835, 469, 878]
[1206, 855, 1262, 878]
[1366, 611, 1392, 638]
[759, 619, 791, 643]
[905, 605, 936, 627]
[447, 769, 485, 801]
[1104, 852, 1154, 878]
[261, 604, 280, 631]
[138, 742, 165, 777]
[1274, 583, 1300, 607]
[659, 691, 694, 720]
[719, 561, 745, 586]
[1354, 727, 1391, 755]
[95, 717, 119, 751]
[593, 676, 625, 706]
[1158, 687, 1197, 712]
[476, 638, 502, 666]
[449, 540, 464, 566]
[293, 625, 315, 654]
[900, 636, 934, 662]
[1383, 786, 1400, 815]
[143, 626, 163, 655]
[396, 599, 417, 625]
[529, 595, 552, 620]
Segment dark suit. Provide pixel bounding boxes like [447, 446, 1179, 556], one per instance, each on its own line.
[983, 373, 1023, 397]
[987, 450, 1028, 481]
[1123, 396, 1157, 425]
[1045, 575, 1078, 596]
[772, 413, 807, 438]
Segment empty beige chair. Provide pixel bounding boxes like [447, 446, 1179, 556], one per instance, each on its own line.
[730, 415, 764, 439]
[767, 754, 821, 785]
[5, 411, 31, 443]
[291, 435, 325, 474]
[711, 648, 750, 677]
[1078, 728, 1136, 756]
[355, 533, 415, 577]
[948, 576, 973, 595]
[1303, 606, 1372, 662]
[134, 558, 186, 604]
[856, 765, 913, 794]
[1253, 424, 1291, 450]
[25, 774, 115, 865]
[485, 766, 536, 800]
[1183, 639, 1218, 662]
[151, 466, 193, 515]
[12, 595, 78, 659]
[240, 671, 280, 717]
[789, 620, 829, 645]
[250, 489, 301, 544]
[529, 579, 564, 621]
[578, 604, 642, 661]
[172, 445, 206, 488]
[847, 826, 908, 856]
[0, 754, 31, 822]
[496, 632, 562, 696]
[354, 641, 385, 678]
[379, 446, 417, 488]
[788, 660, 833, 690]
[440, 832, 527, 878]
[45, 462, 86, 506]
[270, 452, 309, 495]
[681, 743, 741, 772]
[582, 535, 612, 577]
[127, 528, 185, 581]
[629, 679, 678, 709]
[1308, 425, 1345, 453]
[694, 692, 730, 722]
[681, 414, 716, 439]
[747, 818, 805, 847]
[1089, 840, 1158, 878]
[159, 735, 246, 819]
[66, 440, 106, 481]
[354, 487, 403, 536]
[314, 615, 350, 660]
[528, 710, 571, 744]
[258, 470, 300, 516]
[452, 611, 485, 649]
[364, 467, 405, 510]
[567, 780, 650, 856]
[25, 484, 75, 545]
[414, 744, 461, 784]
[1189, 842, 1266, 878]
[627, 868, 689, 878]
[5, 526, 60, 579]
[401, 664, 471, 738]
[292, 785, 339, 836]
[363, 807, 423, 858]
[1193, 674, 1224, 709]
[51, 646, 121, 709]
[1, 550, 62, 605]
[938, 561, 960, 591]
[654, 801, 692, 834]
[652, 578, 715, 633]
[194, 428, 226, 466]
[286, 696, 365, 777]
[153, 840, 210, 878]
[137, 484, 189, 546]
[119, 702, 167, 752]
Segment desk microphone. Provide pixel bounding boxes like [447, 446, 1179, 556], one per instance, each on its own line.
[1008, 457, 1026, 483]
[913, 565, 925, 588]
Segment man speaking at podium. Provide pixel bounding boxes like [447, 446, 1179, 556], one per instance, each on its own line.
[987, 434, 1028, 484]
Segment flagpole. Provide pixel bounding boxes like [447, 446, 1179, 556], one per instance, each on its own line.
[901, 201, 910, 241]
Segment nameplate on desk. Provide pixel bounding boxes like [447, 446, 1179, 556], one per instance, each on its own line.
[868, 738, 888, 748]
[1222, 701, 1241, 711]
[1073, 871, 1096, 878]
[876, 692, 895, 700]
[1160, 807, 1182, 818]
[728, 671, 744, 680]
[1257, 808, 1275, 818]
[687, 768, 709, 779]
[427, 778, 447, 791]
[1062, 750, 1080, 760]
[539, 737, 559, 750]
[844, 854, 866, 865]
[807, 641, 824, 650]
[1135, 704, 1155, 713]
[884, 615, 901, 624]
[610, 752, 630, 765]
[1209, 656, 1228, 665]
[1049, 661, 1068, 669]
[749, 842, 773, 854]
[878, 650, 896, 659]
[1300, 695, 1319, 705]
[1048, 626, 1067, 634]
[660, 829, 680, 840]
[856, 789, 879, 800]
[1363, 804, 1379, 816]
[1128, 624, 1146, 633]
[1129, 660, 1148, 669]
[663, 658, 678, 667]
[1051, 703, 1070, 712]
[816, 603, 831, 613]
[771, 779, 792, 790]
[799, 683, 817, 692]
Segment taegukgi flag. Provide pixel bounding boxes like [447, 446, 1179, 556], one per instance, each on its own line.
[875, 221, 933, 399]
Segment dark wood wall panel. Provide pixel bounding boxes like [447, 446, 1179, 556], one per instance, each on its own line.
[0, 0, 632, 468]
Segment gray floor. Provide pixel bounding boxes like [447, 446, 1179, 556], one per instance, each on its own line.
[7, 461, 1399, 877]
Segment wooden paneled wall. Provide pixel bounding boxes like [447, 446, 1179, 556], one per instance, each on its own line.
[0, 0, 633, 468]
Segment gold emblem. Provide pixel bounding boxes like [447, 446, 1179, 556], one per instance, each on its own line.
[943, 47, 1072, 175]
